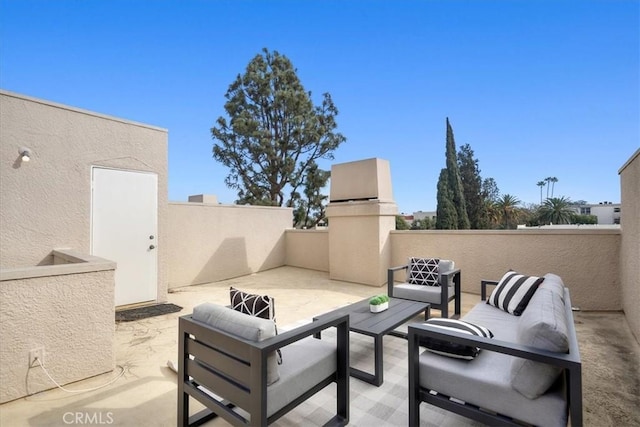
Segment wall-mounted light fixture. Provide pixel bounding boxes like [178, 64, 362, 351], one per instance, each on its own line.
[19, 147, 31, 162]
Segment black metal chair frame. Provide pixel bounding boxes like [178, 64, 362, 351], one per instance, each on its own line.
[387, 265, 461, 318]
[178, 311, 350, 427]
[407, 281, 582, 426]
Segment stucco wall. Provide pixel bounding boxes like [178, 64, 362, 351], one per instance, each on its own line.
[390, 229, 621, 311]
[285, 229, 329, 272]
[619, 148, 640, 341]
[0, 90, 168, 302]
[0, 256, 115, 403]
[166, 202, 292, 288]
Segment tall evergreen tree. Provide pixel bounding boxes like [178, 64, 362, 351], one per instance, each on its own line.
[435, 168, 458, 229]
[211, 48, 346, 222]
[444, 118, 470, 229]
[292, 161, 330, 228]
[457, 144, 484, 229]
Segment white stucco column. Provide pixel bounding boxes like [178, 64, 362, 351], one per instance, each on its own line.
[326, 158, 398, 286]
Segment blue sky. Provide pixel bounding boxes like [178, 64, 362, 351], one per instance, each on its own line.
[1, 0, 638, 214]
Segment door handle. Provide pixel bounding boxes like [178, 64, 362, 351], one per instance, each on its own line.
[149, 245, 156, 250]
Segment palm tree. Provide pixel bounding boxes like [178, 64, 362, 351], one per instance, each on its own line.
[544, 177, 553, 199]
[549, 177, 558, 197]
[481, 199, 500, 229]
[537, 181, 546, 204]
[538, 196, 575, 225]
[496, 194, 521, 229]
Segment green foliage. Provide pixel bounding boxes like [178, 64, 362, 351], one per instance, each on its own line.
[211, 48, 346, 225]
[395, 215, 411, 230]
[445, 118, 470, 229]
[292, 162, 330, 228]
[496, 194, 522, 229]
[436, 168, 458, 229]
[573, 214, 597, 224]
[457, 144, 484, 229]
[538, 196, 575, 225]
[411, 218, 434, 230]
[369, 294, 390, 305]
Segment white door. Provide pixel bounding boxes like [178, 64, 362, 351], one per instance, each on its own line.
[91, 167, 158, 306]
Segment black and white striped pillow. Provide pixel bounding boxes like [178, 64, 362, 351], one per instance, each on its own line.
[420, 318, 493, 360]
[487, 271, 544, 316]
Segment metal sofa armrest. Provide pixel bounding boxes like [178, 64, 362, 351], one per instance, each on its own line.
[408, 323, 580, 367]
[481, 279, 499, 301]
[387, 265, 408, 297]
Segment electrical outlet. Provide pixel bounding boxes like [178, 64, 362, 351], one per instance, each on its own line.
[29, 347, 45, 368]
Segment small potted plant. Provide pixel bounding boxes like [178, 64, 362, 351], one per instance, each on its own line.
[369, 294, 390, 313]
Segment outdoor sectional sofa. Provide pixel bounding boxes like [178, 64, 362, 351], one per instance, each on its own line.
[408, 273, 582, 426]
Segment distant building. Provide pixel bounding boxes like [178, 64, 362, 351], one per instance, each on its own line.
[572, 202, 621, 225]
[413, 210, 437, 221]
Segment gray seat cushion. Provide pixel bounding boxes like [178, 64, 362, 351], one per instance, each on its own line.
[418, 301, 568, 426]
[418, 347, 567, 427]
[393, 283, 455, 304]
[193, 302, 280, 385]
[267, 337, 336, 417]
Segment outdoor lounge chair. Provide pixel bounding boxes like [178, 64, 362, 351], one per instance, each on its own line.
[177, 303, 350, 426]
[388, 258, 461, 318]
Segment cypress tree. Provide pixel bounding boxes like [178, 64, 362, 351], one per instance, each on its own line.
[436, 168, 458, 229]
[458, 144, 484, 229]
[445, 118, 470, 229]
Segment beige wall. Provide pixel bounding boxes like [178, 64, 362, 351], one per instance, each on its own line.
[166, 202, 292, 288]
[327, 201, 397, 286]
[285, 229, 329, 272]
[0, 90, 169, 302]
[390, 229, 621, 311]
[0, 250, 116, 403]
[619, 148, 640, 341]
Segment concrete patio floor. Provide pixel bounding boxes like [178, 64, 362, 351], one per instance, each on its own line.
[1, 266, 638, 426]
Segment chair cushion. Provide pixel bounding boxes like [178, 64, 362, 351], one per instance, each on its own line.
[420, 318, 493, 360]
[267, 337, 336, 417]
[418, 346, 567, 427]
[193, 302, 280, 385]
[487, 271, 544, 315]
[540, 273, 566, 301]
[393, 283, 455, 304]
[510, 287, 569, 398]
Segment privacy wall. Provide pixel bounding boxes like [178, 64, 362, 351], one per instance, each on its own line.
[166, 202, 292, 288]
[619, 148, 640, 342]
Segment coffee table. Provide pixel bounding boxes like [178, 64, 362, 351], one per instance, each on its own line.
[313, 297, 430, 386]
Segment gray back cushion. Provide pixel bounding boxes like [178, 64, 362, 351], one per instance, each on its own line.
[540, 273, 566, 301]
[510, 287, 569, 398]
[193, 302, 280, 384]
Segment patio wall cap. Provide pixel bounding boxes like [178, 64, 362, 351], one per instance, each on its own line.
[0, 249, 116, 281]
[326, 200, 398, 217]
[390, 228, 621, 235]
[169, 201, 293, 211]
